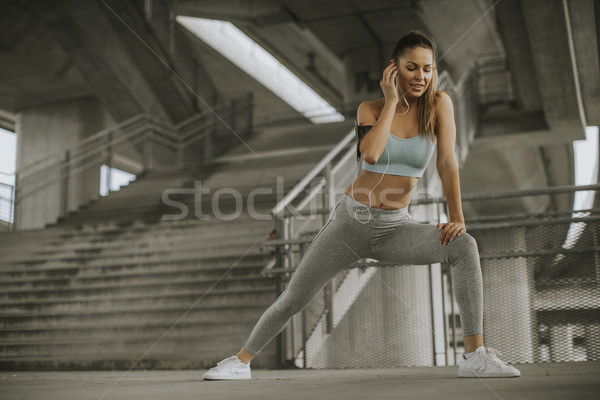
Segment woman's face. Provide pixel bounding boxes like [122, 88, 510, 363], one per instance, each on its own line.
[394, 46, 434, 99]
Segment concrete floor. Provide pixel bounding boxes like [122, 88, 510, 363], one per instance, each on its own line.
[0, 362, 598, 400]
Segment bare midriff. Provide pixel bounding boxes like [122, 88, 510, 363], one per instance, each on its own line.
[344, 170, 419, 210]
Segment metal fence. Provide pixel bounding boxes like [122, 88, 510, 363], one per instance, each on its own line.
[262, 184, 600, 368]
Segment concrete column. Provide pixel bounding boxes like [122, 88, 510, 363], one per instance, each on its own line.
[479, 226, 535, 363]
[15, 97, 107, 230]
[316, 265, 433, 368]
[550, 324, 575, 362]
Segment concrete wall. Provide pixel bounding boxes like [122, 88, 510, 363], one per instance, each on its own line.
[308, 265, 434, 368]
[15, 96, 107, 230]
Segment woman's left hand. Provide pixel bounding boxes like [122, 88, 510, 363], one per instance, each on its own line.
[436, 221, 466, 246]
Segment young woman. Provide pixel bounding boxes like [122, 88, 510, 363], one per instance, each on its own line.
[203, 30, 520, 380]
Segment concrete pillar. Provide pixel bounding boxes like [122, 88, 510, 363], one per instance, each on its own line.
[15, 97, 108, 230]
[315, 265, 433, 368]
[550, 324, 575, 362]
[479, 226, 535, 363]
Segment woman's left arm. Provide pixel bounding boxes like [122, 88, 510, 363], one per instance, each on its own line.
[434, 91, 466, 246]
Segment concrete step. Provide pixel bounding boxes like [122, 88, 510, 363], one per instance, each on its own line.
[0, 344, 278, 370]
[0, 317, 262, 342]
[0, 253, 272, 279]
[0, 263, 268, 292]
[26, 227, 273, 256]
[40, 218, 275, 245]
[0, 331, 259, 357]
[51, 201, 279, 227]
[18, 224, 271, 253]
[0, 296, 277, 329]
[0, 257, 267, 281]
[0, 275, 275, 303]
[81, 186, 297, 213]
[0, 240, 270, 269]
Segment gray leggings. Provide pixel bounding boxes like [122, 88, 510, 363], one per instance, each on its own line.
[243, 192, 483, 355]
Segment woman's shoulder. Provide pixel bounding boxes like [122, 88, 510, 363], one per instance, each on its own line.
[357, 98, 386, 123]
[435, 90, 452, 105]
[434, 90, 453, 116]
[359, 97, 385, 108]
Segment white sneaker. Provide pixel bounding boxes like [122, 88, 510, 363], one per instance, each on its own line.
[458, 346, 521, 378]
[203, 355, 252, 380]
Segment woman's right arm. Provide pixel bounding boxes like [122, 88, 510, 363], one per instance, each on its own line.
[358, 62, 399, 165]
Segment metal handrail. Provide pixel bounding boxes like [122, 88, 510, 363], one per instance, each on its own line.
[16, 134, 148, 202]
[13, 92, 252, 182]
[13, 114, 147, 179]
[271, 130, 355, 217]
[261, 183, 600, 258]
[420, 183, 600, 205]
[9, 92, 253, 228]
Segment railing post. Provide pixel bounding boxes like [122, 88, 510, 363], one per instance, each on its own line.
[247, 91, 254, 137]
[9, 184, 14, 231]
[230, 98, 236, 142]
[168, 10, 175, 65]
[62, 150, 70, 217]
[143, 129, 153, 171]
[324, 280, 333, 334]
[301, 307, 307, 368]
[320, 169, 334, 334]
[441, 270, 449, 366]
[448, 267, 458, 364]
[202, 132, 212, 166]
[177, 141, 184, 167]
[274, 215, 289, 368]
[324, 163, 334, 210]
[12, 172, 18, 231]
[144, 0, 153, 20]
[106, 131, 113, 194]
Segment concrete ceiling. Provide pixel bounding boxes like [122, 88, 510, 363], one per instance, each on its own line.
[174, 0, 599, 214]
[0, 0, 598, 216]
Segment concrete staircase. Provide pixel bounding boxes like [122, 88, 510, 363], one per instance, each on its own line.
[0, 120, 353, 370]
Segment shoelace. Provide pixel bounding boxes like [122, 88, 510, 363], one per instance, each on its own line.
[482, 347, 510, 366]
[216, 356, 239, 367]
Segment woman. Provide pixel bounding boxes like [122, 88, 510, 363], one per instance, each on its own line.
[203, 30, 520, 380]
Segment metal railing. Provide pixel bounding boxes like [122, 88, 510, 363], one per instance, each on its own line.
[7, 91, 253, 230]
[262, 183, 600, 368]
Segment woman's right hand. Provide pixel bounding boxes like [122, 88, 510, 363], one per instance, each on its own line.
[380, 61, 399, 105]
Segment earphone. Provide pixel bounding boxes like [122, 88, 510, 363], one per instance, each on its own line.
[351, 81, 410, 224]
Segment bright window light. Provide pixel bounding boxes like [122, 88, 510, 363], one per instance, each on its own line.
[99, 165, 136, 196]
[558, 125, 598, 253]
[0, 128, 16, 223]
[176, 16, 344, 124]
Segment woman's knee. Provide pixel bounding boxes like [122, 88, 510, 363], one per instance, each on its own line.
[447, 232, 479, 261]
[456, 232, 478, 250]
[454, 232, 477, 248]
